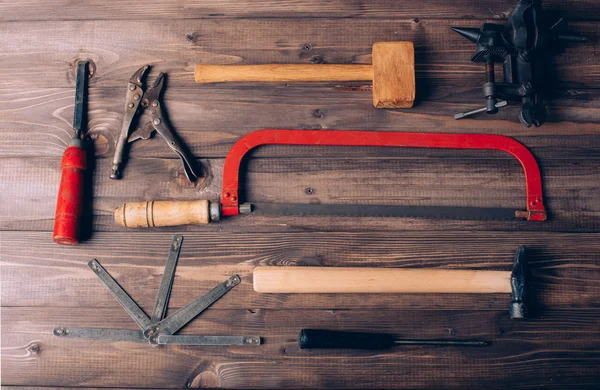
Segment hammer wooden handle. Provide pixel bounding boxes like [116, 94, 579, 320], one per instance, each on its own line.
[253, 267, 512, 294]
[195, 64, 374, 83]
[114, 200, 211, 228]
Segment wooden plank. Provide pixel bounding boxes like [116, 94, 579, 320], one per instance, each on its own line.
[1, 1, 599, 21]
[2, 307, 599, 388]
[1, 155, 598, 233]
[0, 19, 596, 90]
[2, 231, 599, 310]
[0, 3, 598, 390]
[1, 85, 599, 159]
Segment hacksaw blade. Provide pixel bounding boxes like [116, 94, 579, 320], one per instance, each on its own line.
[250, 203, 520, 221]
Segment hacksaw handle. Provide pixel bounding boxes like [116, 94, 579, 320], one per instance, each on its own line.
[114, 200, 212, 228]
[253, 267, 512, 294]
[195, 64, 374, 83]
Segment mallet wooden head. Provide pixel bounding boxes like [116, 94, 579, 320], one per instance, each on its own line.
[370, 42, 415, 108]
[194, 42, 415, 109]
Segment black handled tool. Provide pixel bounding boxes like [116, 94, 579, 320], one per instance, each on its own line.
[298, 329, 488, 349]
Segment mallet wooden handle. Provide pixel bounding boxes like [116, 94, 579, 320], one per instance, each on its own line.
[253, 267, 512, 294]
[195, 64, 374, 83]
[114, 200, 214, 228]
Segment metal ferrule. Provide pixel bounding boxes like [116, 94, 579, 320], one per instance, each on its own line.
[209, 202, 221, 221]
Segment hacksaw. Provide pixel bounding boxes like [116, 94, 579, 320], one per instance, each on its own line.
[114, 129, 547, 227]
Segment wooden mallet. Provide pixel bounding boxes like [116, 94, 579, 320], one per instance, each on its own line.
[254, 246, 529, 319]
[194, 42, 415, 108]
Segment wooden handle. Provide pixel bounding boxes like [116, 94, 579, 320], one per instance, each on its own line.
[253, 267, 512, 294]
[195, 64, 374, 83]
[114, 200, 211, 228]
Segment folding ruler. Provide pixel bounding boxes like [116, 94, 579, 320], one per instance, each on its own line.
[53, 235, 260, 347]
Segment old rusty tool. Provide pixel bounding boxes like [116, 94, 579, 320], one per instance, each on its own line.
[113, 129, 547, 228]
[453, 0, 588, 127]
[255, 246, 530, 320]
[53, 236, 261, 347]
[298, 329, 488, 349]
[195, 42, 415, 108]
[111, 65, 200, 182]
[53, 61, 90, 245]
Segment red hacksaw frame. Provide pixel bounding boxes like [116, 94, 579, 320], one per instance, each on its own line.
[220, 130, 547, 221]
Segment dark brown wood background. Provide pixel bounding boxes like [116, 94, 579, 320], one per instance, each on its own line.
[1, 1, 599, 388]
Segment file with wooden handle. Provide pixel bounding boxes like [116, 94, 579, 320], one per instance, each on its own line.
[114, 200, 219, 228]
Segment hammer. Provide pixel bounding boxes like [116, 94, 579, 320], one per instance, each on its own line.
[194, 42, 415, 108]
[253, 246, 529, 319]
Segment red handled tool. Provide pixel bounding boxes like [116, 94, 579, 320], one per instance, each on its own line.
[53, 61, 90, 245]
[114, 129, 547, 228]
[218, 130, 547, 220]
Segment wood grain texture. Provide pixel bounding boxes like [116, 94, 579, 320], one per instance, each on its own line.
[1, 0, 599, 388]
[2, 231, 599, 311]
[194, 64, 375, 83]
[114, 200, 212, 227]
[0, 19, 596, 90]
[2, 86, 600, 160]
[0, 19, 597, 159]
[252, 267, 512, 293]
[1, 0, 599, 21]
[372, 42, 415, 108]
[2, 155, 599, 233]
[2, 307, 599, 388]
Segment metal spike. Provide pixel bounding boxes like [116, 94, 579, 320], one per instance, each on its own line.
[451, 27, 482, 43]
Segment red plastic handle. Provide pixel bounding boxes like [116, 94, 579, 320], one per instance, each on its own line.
[53, 143, 87, 245]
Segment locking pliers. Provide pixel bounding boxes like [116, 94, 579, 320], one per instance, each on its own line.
[111, 65, 200, 182]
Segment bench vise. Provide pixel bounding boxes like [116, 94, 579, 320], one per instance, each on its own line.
[453, 0, 588, 127]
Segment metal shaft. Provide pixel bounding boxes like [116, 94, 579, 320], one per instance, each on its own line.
[151, 235, 182, 323]
[251, 202, 519, 221]
[393, 340, 488, 346]
[88, 259, 152, 331]
[454, 101, 508, 119]
[53, 327, 147, 343]
[73, 61, 88, 139]
[144, 275, 241, 342]
[157, 335, 261, 346]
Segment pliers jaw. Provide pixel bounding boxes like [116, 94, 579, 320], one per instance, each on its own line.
[111, 66, 200, 183]
[110, 65, 151, 180]
[129, 65, 150, 87]
[143, 72, 165, 104]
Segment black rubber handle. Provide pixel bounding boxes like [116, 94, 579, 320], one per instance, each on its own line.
[298, 329, 395, 349]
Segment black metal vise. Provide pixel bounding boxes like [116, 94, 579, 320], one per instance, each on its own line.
[452, 0, 588, 127]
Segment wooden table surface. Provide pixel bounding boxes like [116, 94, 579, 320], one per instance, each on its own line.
[1, 1, 599, 388]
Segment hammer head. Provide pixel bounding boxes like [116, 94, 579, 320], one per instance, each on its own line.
[510, 246, 529, 319]
[371, 42, 415, 108]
